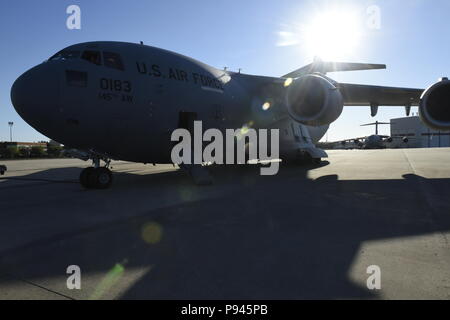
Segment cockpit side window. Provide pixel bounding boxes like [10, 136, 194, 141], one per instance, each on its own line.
[103, 51, 124, 71]
[49, 50, 80, 61]
[81, 50, 102, 66]
[66, 70, 87, 87]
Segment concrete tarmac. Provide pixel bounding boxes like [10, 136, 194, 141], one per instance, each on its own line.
[0, 148, 450, 300]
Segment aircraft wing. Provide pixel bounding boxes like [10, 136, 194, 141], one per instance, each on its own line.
[283, 61, 386, 78]
[337, 83, 424, 107]
[282, 60, 424, 108]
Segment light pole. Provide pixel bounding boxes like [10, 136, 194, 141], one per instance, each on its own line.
[8, 122, 14, 142]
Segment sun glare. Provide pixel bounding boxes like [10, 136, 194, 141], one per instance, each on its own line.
[278, 8, 363, 61]
[304, 10, 362, 61]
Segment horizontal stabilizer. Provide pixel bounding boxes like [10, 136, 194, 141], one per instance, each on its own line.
[360, 122, 390, 127]
[283, 60, 386, 78]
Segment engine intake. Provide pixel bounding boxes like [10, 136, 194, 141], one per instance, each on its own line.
[419, 78, 450, 131]
[285, 74, 344, 126]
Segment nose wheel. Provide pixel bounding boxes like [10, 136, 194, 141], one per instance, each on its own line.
[80, 167, 113, 189]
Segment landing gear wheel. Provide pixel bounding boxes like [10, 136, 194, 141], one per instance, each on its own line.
[94, 167, 113, 189]
[79, 167, 113, 189]
[80, 167, 96, 189]
[312, 158, 322, 165]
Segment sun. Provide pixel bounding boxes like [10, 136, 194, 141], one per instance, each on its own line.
[302, 10, 362, 61]
[277, 8, 364, 61]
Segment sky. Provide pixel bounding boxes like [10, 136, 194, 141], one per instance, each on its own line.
[0, 0, 449, 142]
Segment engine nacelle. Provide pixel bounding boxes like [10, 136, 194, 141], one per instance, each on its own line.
[285, 74, 344, 127]
[419, 78, 450, 131]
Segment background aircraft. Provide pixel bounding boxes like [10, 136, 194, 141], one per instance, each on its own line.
[10, 41, 450, 188]
[337, 121, 409, 149]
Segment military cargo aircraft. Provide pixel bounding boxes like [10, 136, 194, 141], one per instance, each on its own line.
[338, 121, 411, 149]
[10, 41, 450, 188]
[353, 135, 411, 150]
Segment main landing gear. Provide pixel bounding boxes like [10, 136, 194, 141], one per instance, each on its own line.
[79, 156, 113, 189]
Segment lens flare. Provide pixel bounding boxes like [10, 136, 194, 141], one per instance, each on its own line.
[262, 102, 271, 111]
[141, 222, 163, 244]
[240, 126, 250, 135]
[284, 78, 293, 87]
[89, 263, 125, 300]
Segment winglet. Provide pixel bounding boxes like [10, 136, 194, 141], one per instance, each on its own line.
[283, 59, 386, 78]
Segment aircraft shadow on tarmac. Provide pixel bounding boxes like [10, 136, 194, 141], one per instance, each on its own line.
[0, 162, 449, 299]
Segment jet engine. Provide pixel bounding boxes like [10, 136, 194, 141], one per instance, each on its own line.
[285, 74, 344, 127]
[419, 78, 450, 131]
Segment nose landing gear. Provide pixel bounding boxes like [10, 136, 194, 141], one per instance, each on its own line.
[80, 167, 113, 189]
[79, 155, 113, 189]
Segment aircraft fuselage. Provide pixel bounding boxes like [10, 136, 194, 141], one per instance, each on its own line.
[11, 41, 328, 164]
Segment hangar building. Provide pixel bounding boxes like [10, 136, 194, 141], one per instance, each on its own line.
[390, 116, 450, 148]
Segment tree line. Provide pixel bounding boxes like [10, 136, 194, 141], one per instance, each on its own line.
[0, 144, 67, 159]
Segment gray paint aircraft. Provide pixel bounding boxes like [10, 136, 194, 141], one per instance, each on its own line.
[354, 135, 410, 150]
[341, 121, 411, 149]
[10, 41, 450, 189]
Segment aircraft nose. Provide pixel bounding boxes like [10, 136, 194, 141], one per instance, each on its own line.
[11, 63, 60, 131]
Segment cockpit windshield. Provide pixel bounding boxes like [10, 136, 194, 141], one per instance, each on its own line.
[103, 51, 124, 71]
[81, 50, 102, 66]
[49, 50, 80, 61]
[48, 48, 125, 71]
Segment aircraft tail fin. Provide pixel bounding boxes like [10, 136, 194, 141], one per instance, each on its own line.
[283, 58, 386, 78]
